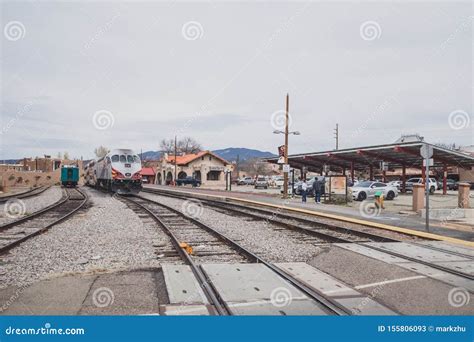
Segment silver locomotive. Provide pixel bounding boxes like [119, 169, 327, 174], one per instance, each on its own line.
[86, 148, 143, 194]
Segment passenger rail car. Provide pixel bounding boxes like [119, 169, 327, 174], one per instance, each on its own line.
[95, 149, 142, 194]
[84, 161, 97, 187]
[60, 165, 79, 187]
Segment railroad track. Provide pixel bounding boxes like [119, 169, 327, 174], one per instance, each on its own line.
[0, 186, 50, 203]
[0, 187, 87, 254]
[142, 188, 474, 283]
[119, 194, 353, 316]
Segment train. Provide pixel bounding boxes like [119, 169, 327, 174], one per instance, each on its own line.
[85, 148, 143, 194]
[60, 165, 79, 187]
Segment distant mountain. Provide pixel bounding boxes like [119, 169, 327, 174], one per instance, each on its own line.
[140, 148, 276, 162]
[0, 159, 20, 164]
[212, 148, 276, 162]
[141, 151, 161, 160]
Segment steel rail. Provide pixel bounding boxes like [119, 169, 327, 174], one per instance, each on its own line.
[142, 188, 474, 284]
[129, 194, 352, 316]
[0, 188, 87, 254]
[0, 186, 50, 203]
[118, 195, 230, 316]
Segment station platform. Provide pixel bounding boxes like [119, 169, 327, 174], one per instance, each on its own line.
[144, 185, 474, 245]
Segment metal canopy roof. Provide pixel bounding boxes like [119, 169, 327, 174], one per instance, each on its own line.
[265, 141, 474, 173]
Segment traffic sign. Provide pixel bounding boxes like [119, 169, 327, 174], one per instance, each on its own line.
[283, 164, 290, 173]
[420, 144, 433, 159]
[423, 158, 434, 167]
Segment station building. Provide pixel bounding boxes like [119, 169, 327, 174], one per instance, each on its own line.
[265, 136, 474, 194]
[155, 151, 232, 187]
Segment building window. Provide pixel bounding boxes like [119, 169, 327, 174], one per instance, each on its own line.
[209, 156, 212, 161]
[201, 157, 204, 160]
[207, 170, 220, 181]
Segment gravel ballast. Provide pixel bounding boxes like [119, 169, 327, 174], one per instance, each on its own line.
[0, 187, 63, 225]
[0, 187, 168, 289]
[139, 192, 326, 263]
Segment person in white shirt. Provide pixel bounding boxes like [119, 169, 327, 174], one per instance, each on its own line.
[301, 181, 308, 203]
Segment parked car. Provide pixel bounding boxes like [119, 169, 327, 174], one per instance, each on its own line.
[348, 179, 360, 187]
[237, 177, 255, 185]
[437, 179, 457, 190]
[294, 176, 325, 196]
[387, 180, 402, 191]
[351, 181, 398, 201]
[176, 176, 201, 187]
[254, 176, 269, 189]
[404, 178, 437, 194]
[274, 176, 285, 188]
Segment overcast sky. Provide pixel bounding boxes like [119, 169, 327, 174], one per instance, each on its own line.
[1, 0, 472, 160]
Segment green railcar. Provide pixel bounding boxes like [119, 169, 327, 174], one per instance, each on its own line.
[60, 165, 79, 187]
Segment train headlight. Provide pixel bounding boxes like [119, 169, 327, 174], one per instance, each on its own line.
[112, 167, 125, 179]
[132, 171, 142, 180]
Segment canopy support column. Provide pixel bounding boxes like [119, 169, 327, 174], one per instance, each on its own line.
[350, 162, 354, 183]
[443, 164, 447, 195]
[402, 165, 406, 193]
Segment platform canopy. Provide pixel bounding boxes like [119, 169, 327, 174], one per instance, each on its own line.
[265, 141, 474, 173]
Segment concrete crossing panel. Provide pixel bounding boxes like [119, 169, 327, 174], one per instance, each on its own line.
[162, 264, 208, 304]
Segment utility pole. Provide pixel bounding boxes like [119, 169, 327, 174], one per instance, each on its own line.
[174, 135, 177, 186]
[334, 123, 339, 150]
[236, 154, 240, 178]
[283, 94, 290, 199]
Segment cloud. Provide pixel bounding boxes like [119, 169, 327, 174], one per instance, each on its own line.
[1, 1, 472, 159]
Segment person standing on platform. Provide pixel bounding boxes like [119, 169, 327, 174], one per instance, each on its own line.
[301, 180, 308, 203]
[313, 177, 322, 204]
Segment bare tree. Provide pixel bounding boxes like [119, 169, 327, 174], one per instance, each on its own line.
[159, 137, 202, 155]
[94, 146, 109, 158]
[179, 137, 202, 154]
[159, 139, 175, 154]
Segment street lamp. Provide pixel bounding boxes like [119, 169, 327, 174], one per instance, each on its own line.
[273, 94, 300, 199]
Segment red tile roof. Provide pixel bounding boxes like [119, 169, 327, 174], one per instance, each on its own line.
[140, 167, 155, 176]
[166, 151, 228, 166]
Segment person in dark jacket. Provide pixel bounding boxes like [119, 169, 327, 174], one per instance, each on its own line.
[313, 178, 322, 204]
